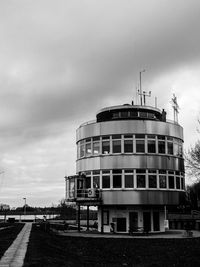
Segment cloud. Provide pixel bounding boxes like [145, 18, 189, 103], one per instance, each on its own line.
[0, 0, 200, 206]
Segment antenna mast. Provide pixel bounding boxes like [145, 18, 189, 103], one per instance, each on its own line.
[138, 70, 145, 105]
[171, 94, 179, 123]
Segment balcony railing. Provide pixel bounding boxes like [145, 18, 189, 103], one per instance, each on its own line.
[68, 188, 102, 202]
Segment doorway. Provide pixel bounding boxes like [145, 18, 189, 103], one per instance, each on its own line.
[153, 212, 160, 231]
[143, 212, 151, 233]
[129, 212, 138, 232]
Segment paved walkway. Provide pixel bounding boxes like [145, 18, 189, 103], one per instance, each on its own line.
[0, 223, 32, 267]
[57, 229, 200, 239]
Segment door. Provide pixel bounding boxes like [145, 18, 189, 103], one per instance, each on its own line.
[129, 212, 138, 232]
[116, 218, 126, 232]
[143, 212, 151, 233]
[153, 212, 160, 231]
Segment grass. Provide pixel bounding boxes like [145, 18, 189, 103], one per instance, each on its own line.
[0, 223, 24, 258]
[23, 224, 200, 267]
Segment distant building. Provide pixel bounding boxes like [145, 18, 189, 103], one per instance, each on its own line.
[65, 102, 185, 233]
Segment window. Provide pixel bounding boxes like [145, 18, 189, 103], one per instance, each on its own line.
[93, 176, 100, 188]
[103, 211, 109, 225]
[102, 140, 110, 154]
[158, 136, 165, 154]
[102, 175, 110, 188]
[93, 137, 100, 155]
[135, 135, 145, 153]
[113, 175, 122, 188]
[159, 175, 167, 188]
[112, 112, 120, 119]
[130, 111, 138, 117]
[140, 112, 148, 118]
[181, 177, 184, 190]
[124, 139, 133, 153]
[147, 135, 156, 153]
[149, 175, 157, 188]
[168, 175, 175, 189]
[112, 140, 121, 153]
[93, 141, 100, 155]
[176, 176, 180, 189]
[137, 174, 146, 188]
[125, 172, 134, 188]
[121, 111, 128, 118]
[85, 141, 91, 156]
[77, 143, 80, 158]
[85, 176, 91, 189]
[174, 139, 179, 157]
[167, 138, 173, 155]
[80, 141, 85, 157]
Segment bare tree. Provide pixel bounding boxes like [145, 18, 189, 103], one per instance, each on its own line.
[185, 140, 200, 180]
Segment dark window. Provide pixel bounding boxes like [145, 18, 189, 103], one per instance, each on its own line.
[181, 177, 184, 190]
[137, 175, 146, 188]
[140, 112, 147, 118]
[102, 176, 110, 188]
[130, 111, 138, 117]
[176, 176, 180, 189]
[158, 135, 165, 140]
[136, 140, 145, 153]
[93, 136, 100, 141]
[158, 141, 165, 154]
[125, 175, 134, 188]
[168, 176, 175, 189]
[102, 170, 110, 174]
[85, 177, 91, 188]
[116, 218, 127, 232]
[112, 134, 121, 139]
[124, 134, 133, 138]
[148, 140, 156, 153]
[149, 175, 157, 188]
[159, 175, 166, 188]
[136, 169, 146, 173]
[167, 142, 173, 154]
[113, 140, 121, 153]
[148, 113, 155, 119]
[113, 169, 122, 174]
[112, 112, 120, 119]
[102, 141, 110, 154]
[113, 175, 122, 188]
[121, 111, 128, 118]
[124, 140, 133, 153]
[135, 134, 145, 139]
[93, 176, 100, 188]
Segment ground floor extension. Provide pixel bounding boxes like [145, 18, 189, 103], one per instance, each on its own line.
[97, 206, 166, 233]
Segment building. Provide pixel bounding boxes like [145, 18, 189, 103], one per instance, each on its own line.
[65, 102, 185, 233]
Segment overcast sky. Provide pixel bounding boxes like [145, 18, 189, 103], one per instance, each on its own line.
[1, 0, 200, 208]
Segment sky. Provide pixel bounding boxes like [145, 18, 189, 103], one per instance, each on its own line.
[0, 0, 200, 208]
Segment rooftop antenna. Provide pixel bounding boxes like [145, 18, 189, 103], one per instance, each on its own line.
[171, 94, 179, 123]
[138, 70, 145, 105]
[141, 90, 151, 105]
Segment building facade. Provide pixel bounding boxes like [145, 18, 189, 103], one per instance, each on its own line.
[66, 103, 185, 233]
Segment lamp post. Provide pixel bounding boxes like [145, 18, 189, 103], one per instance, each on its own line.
[23, 197, 26, 218]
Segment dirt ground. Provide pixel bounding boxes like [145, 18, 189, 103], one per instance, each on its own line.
[23, 224, 200, 267]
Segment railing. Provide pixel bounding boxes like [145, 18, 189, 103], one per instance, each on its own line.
[68, 188, 101, 201]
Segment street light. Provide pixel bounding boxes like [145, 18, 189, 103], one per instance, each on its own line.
[23, 197, 26, 217]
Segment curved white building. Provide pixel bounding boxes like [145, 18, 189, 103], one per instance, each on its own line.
[66, 103, 185, 233]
